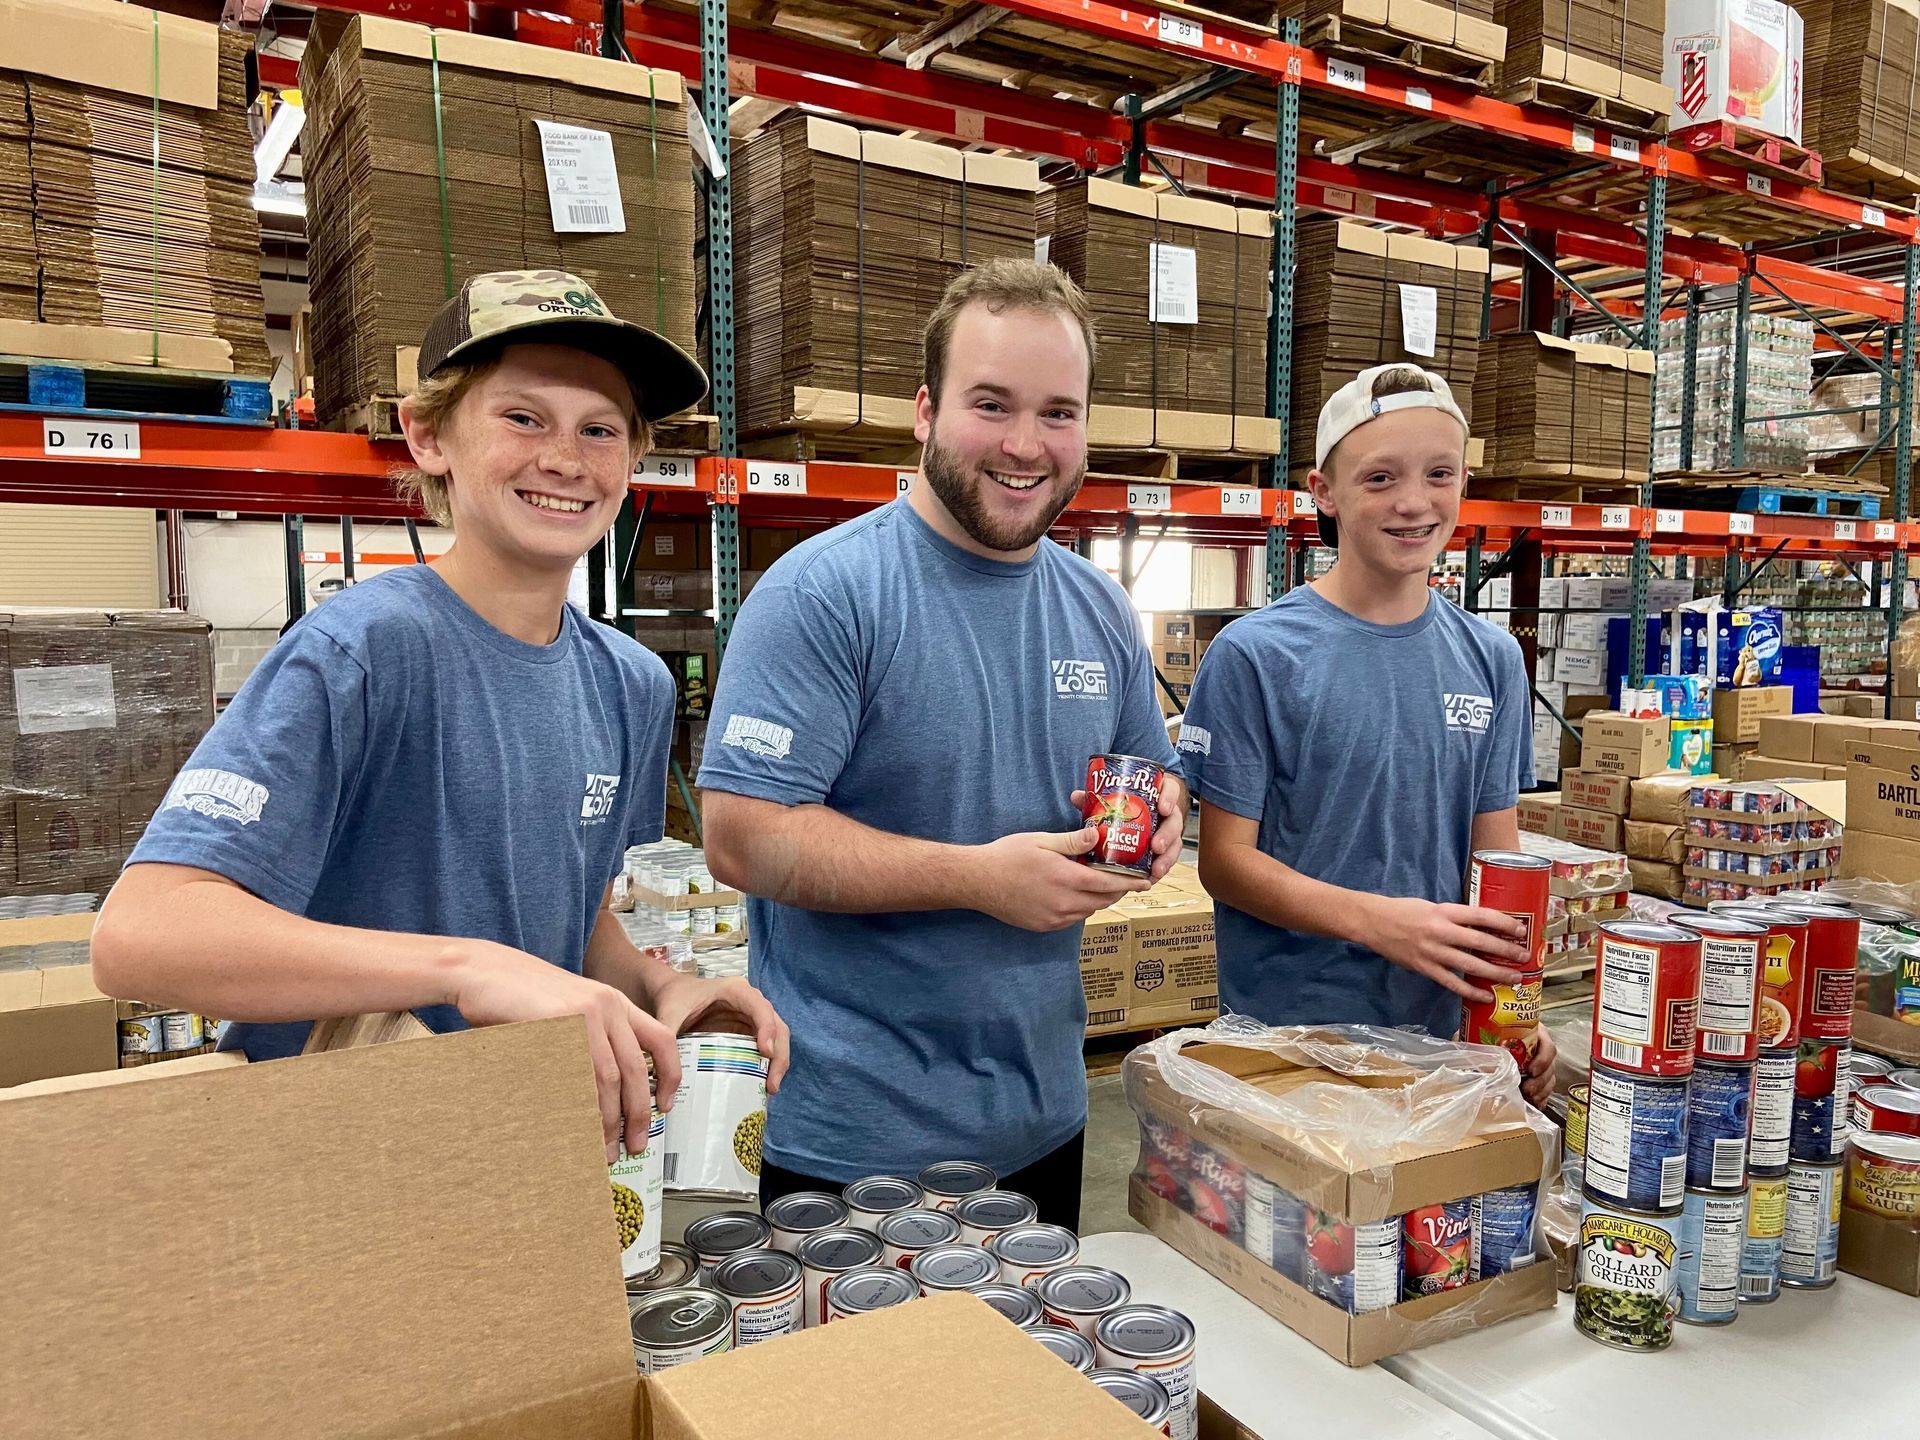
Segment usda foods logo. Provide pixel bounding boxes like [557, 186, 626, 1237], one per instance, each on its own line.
[1051, 659, 1109, 699]
[1443, 692, 1493, 734]
[161, 768, 269, 826]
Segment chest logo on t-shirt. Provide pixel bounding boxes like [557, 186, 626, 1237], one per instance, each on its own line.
[1443, 693, 1494, 734]
[581, 773, 622, 825]
[161, 768, 269, 826]
[1051, 659, 1109, 700]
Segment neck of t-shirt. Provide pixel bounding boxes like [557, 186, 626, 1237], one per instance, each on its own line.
[429, 545, 571, 646]
[1311, 559, 1433, 627]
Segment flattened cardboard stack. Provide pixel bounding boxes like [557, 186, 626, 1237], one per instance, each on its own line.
[0, 1, 267, 370]
[732, 114, 1039, 435]
[1495, 0, 1671, 114]
[1051, 177, 1276, 452]
[1288, 0, 1506, 63]
[300, 16, 695, 427]
[1476, 332, 1652, 481]
[1800, 0, 1920, 193]
[0, 76, 31, 321]
[1289, 220, 1487, 474]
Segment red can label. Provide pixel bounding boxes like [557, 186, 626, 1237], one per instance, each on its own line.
[1080, 754, 1163, 876]
[1467, 851, 1550, 973]
[1402, 1199, 1473, 1299]
[1754, 917, 1809, 1049]
[1694, 934, 1762, 1063]
[1593, 926, 1703, 1078]
[1462, 972, 1544, 1072]
[1800, 913, 1861, 1039]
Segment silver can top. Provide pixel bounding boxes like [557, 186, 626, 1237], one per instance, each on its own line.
[952, 1189, 1039, 1233]
[968, 1283, 1044, 1328]
[1088, 1368, 1172, 1425]
[764, 1191, 851, 1234]
[1031, 1266, 1131, 1315]
[625, 1242, 698, 1297]
[843, 1174, 926, 1215]
[877, 1207, 962, 1250]
[988, 1222, 1078, 1267]
[1029, 1323, 1096, 1373]
[683, 1210, 772, 1259]
[710, 1248, 802, 1300]
[1093, 1303, 1197, 1360]
[917, 1159, 998, 1199]
[825, 1265, 920, 1315]
[910, 1242, 1000, 1292]
[629, 1287, 731, 1348]
[796, 1226, 886, 1273]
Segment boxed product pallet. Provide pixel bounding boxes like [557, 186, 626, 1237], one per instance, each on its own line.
[1653, 312, 1812, 474]
[1079, 863, 1220, 1035]
[1476, 333, 1653, 480]
[299, 15, 696, 428]
[730, 115, 1039, 437]
[1289, 221, 1487, 474]
[1800, 0, 1920, 193]
[1495, 0, 1671, 114]
[1663, 0, 1805, 145]
[1683, 779, 1842, 900]
[1, 609, 214, 897]
[1051, 177, 1276, 451]
[0, 0, 269, 371]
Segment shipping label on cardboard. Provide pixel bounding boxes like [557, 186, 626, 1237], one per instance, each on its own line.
[1149, 243, 1198, 324]
[533, 120, 626, 234]
[13, 664, 117, 735]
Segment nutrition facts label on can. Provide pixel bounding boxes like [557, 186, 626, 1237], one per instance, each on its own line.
[1698, 938, 1759, 1032]
[1751, 1056, 1794, 1169]
[1598, 941, 1658, 1045]
[1585, 1069, 1686, 1209]
[1353, 1221, 1401, 1314]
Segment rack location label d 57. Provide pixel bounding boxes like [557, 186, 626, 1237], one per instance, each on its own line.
[43, 419, 140, 458]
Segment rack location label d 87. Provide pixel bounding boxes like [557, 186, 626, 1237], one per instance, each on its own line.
[43, 419, 140, 458]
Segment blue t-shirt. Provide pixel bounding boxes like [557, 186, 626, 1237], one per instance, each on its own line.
[697, 499, 1178, 1181]
[128, 567, 676, 1059]
[1176, 586, 1532, 1038]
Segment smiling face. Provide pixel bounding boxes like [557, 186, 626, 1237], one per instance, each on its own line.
[1310, 406, 1467, 583]
[398, 343, 641, 575]
[912, 301, 1091, 559]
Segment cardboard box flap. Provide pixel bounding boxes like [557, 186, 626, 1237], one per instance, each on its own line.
[1332, 221, 1390, 258]
[0, 0, 218, 108]
[1531, 331, 1657, 373]
[1086, 175, 1160, 220]
[647, 1293, 1161, 1437]
[0, 1019, 638, 1439]
[1782, 779, 1847, 824]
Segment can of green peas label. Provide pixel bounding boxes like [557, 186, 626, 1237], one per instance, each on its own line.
[610, 1108, 666, 1279]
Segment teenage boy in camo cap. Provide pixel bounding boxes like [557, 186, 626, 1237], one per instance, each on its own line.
[1180, 363, 1556, 1105]
[93, 270, 788, 1160]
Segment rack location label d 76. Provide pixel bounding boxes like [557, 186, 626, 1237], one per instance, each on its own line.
[43, 419, 140, 458]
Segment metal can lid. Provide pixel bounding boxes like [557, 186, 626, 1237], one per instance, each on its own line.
[1667, 908, 1767, 938]
[968, 1283, 1044, 1328]
[1858, 1083, 1920, 1115]
[626, 1243, 698, 1294]
[825, 1265, 920, 1314]
[1853, 1130, 1920, 1163]
[1093, 1303, 1196, 1359]
[1032, 1265, 1131, 1313]
[1030, 1324, 1096, 1372]
[1471, 849, 1553, 871]
[917, 1160, 998, 1198]
[1088, 1368, 1171, 1423]
[842, 1175, 925, 1214]
[1598, 920, 1702, 945]
[1850, 1055, 1896, 1078]
[953, 1189, 1039, 1231]
[877, 1208, 962, 1249]
[683, 1210, 772, 1257]
[764, 1191, 850, 1233]
[910, 1243, 1000, 1290]
[1894, 1070, 1920, 1092]
[988, 1222, 1079, 1265]
[1760, 902, 1857, 923]
[711, 1248, 803, 1299]
[1844, 901, 1919, 926]
[796, 1227, 885, 1272]
[1710, 904, 1807, 931]
[629, 1287, 731, 1347]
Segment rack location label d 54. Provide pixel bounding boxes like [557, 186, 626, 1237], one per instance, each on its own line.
[43, 419, 139, 458]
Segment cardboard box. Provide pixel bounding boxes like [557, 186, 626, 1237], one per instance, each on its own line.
[1840, 830, 1920, 883]
[1118, 894, 1218, 1028]
[1628, 858, 1685, 900]
[1814, 718, 1883, 766]
[0, 913, 116, 1087]
[1554, 805, 1624, 852]
[1580, 713, 1669, 777]
[1712, 685, 1793, 743]
[1080, 909, 1133, 1037]
[1550, 647, 1611, 689]
[1844, 764, 1920, 841]
[1757, 713, 1821, 762]
[1630, 771, 1700, 823]
[745, 527, 806, 572]
[640, 521, 709, 573]
[1742, 755, 1847, 783]
[1838, 1205, 1920, 1296]
[1855, 739, 1920, 773]
[1711, 743, 1755, 777]
[1665, 0, 1805, 142]
[1517, 792, 1561, 834]
[1821, 691, 1881, 717]
[1560, 769, 1633, 816]
[1624, 820, 1684, 863]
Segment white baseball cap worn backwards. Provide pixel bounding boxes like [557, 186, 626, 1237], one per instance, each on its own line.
[1313, 363, 1469, 472]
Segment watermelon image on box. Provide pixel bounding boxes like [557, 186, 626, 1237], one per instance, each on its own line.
[1664, 0, 1804, 145]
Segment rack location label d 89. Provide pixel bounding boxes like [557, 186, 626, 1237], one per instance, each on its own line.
[745, 462, 806, 495]
[43, 419, 140, 458]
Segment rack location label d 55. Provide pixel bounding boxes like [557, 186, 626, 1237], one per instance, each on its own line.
[43, 419, 139, 458]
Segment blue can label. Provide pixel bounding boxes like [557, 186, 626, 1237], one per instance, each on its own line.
[1677, 1188, 1746, 1324]
[1686, 1062, 1753, 1190]
[1470, 1185, 1539, 1281]
[1586, 1065, 1690, 1211]
[1791, 1092, 1845, 1163]
[1242, 1173, 1305, 1284]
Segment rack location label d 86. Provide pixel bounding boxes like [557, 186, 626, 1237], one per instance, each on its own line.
[745, 461, 806, 495]
[43, 419, 140, 458]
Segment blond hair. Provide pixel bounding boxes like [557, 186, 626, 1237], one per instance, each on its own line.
[392, 358, 655, 528]
[922, 258, 1099, 409]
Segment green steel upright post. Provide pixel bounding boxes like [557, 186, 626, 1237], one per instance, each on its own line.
[1629, 175, 1666, 686]
[1264, 21, 1301, 602]
[1729, 259, 1753, 469]
[701, 0, 741, 659]
[1886, 244, 1918, 716]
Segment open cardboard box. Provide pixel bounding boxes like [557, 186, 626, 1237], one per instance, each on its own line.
[0, 1019, 1161, 1438]
[1127, 1040, 1556, 1366]
[1838, 1203, 1920, 1297]
[0, 912, 116, 1088]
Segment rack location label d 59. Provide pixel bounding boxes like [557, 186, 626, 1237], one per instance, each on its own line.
[43, 419, 140, 458]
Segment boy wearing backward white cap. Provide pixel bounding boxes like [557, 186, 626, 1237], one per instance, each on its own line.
[1177, 363, 1555, 1105]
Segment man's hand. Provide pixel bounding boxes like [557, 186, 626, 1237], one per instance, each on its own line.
[1358, 895, 1529, 1003]
[976, 827, 1150, 931]
[1070, 772, 1190, 884]
[1524, 1025, 1558, 1109]
[649, 971, 792, 1094]
[450, 940, 680, 1164]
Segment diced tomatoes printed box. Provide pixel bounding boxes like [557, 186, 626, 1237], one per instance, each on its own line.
[1126, 1039, 1556, 1367]
[1579, 713, 1669, 777]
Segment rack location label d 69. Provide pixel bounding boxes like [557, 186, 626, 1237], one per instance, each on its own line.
[43, 419, 140, 458]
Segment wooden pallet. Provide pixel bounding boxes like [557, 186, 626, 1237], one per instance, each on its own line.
[1469, 474, 1641, 506]
[1502, 77, 1666, 136]
[1654, 471, 1887, 518]
[0, 354, 272, 424]
[1303, 13, 1499, 88]
[745, 425, 1272, 485]
[1669, 119, 1825, 185]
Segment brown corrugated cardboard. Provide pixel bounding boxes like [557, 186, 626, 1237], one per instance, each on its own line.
[1814, 717, 1883, 765]
[1840, 830, 1920, 882]
[1711, 685, 1793, 743]
[0, 916, 117, 1087]
[1517, 792, 1561, 834]
[745, 527, 806, 572]
[1079, 909, 1132, 1037]
[1119, 893, 1218, 1028]
[1560, 769, 1633, 815]
[1628, 858, 1685, 899]
[1553, 805, 1623, 852]
[1757, 713, 1821, 761]
[1629, 771, 1700, 824]
[1711, 743, 1756, 778]
[0, 318, 231, 370]
[1887, 697, 1920, 723]
[1742, 755, 1847, 783]
[1821, 690, 1882, 716]
[0, 0, 217, 108]
[5, 1047, 242, 1096]
[1580, 713, 1668, 777]
[1838, 1204, 1920, 1296]
[1624, 820, 1683, 863]
[1845, 763, 1920, 840]
[1855, 739, 1920, 772]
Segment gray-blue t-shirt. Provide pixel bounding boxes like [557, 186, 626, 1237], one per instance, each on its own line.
[1176, 586, 1532, 1038]
[128, 566, 676, 1059]
[697, 499, 1178, 1181]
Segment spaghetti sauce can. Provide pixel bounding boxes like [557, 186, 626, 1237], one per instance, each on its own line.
[1713, 905, 1808, 1050]
[1461, 969, 1545, 1073]
[1592, 922, 1703, 1078]
[1669, 910, 1765, 1062]
[1767, 903, 1861, 1042]
[1466, 850, 1551, 973]
[1079, 754, 1165, 877]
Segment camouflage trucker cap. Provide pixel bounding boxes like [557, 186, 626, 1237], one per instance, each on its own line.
[417, 270, 708, 423]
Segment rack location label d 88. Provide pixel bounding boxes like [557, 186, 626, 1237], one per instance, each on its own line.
[43, 419, 140, 458]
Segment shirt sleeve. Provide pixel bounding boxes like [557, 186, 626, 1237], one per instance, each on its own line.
[696, 580, 861, 807]
[1478, 636, 1535, 812]
[626, 656, 676, 854]
[127, 624, 368, 914]
[1174, 633, 1273, 822]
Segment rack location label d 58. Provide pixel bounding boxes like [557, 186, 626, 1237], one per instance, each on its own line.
[745, 461, 806, 495]
[43, 419, 140, 458]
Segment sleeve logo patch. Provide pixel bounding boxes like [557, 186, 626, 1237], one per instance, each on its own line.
[1176, 723, 1212, 756]
[721, 714, 794, 760]
[160, 768, 270, 826]
[1051, 659, 1109, 698]
[1444, 692, 1494, 734]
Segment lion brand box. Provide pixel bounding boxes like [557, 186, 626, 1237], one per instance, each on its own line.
[1665, 0, 1804, 144]
[0, 1020, 1162, 1438]
[1127, 1040, 1556, 1366]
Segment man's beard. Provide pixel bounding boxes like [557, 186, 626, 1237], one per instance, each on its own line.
[921, 420, 1087, 554]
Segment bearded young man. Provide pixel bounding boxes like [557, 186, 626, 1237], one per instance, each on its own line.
[698, 260, 1186, 1227]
